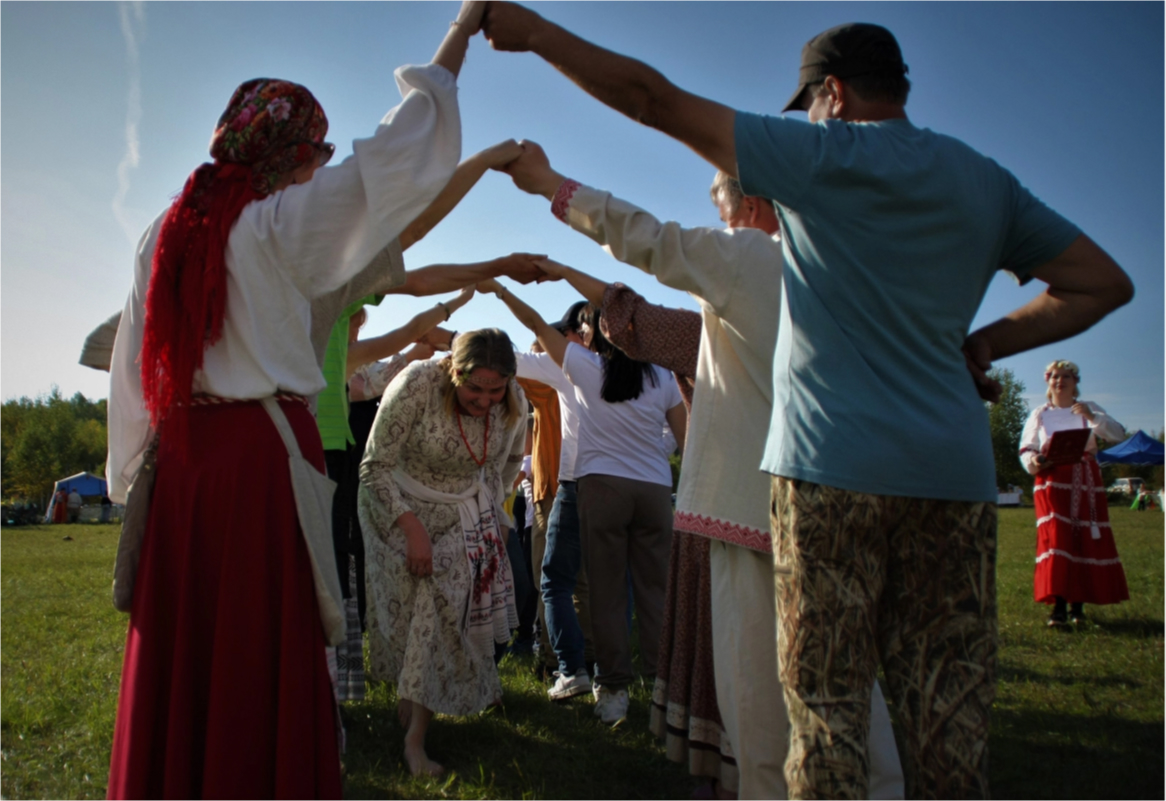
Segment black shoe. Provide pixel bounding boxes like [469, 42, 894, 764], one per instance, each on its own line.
[1047, 613, 1069, 628]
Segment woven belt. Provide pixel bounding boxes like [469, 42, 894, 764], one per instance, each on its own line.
[188, 392, 308, 409]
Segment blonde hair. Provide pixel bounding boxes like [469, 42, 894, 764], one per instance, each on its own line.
[1044, 360, 1081, 402]
[440, 328, 522, 427]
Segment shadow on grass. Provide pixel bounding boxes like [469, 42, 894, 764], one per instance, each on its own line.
[1086, 615, 1165, 639]
[341, 675, 692, 800]
[998, 664, 1145, 690]
[991, 707, 1164, 799]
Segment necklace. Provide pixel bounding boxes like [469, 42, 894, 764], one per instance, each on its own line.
[456, 409, 489, 466]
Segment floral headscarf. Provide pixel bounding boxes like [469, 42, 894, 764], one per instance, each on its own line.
[140, 78, 328, 445]
[210, 78, 329, 194]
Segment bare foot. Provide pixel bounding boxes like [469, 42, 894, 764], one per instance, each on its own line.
[398, 699, 412, 729]
[404, 743, 444, 777]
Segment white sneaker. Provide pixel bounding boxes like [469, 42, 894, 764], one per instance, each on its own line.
[547, 668, 592, 701]
[593, 686, 629, 724]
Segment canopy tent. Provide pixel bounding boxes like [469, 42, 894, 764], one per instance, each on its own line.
[44, 472, 108, 522]
[1096, 430, 1165, 466]
[53, 471, 108, 496]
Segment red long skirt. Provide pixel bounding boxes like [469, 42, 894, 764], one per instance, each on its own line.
[107, 399, 342, 799]
[1032, 456, 1129, 606]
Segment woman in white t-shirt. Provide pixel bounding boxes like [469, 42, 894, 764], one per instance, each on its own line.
[480, 276, 686, 725]
[1019, 360, 1128, 627]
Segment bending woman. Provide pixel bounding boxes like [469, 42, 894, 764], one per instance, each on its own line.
[483, 277, 686, 726]
[105, 5, 484, 797]
[1020, 359, 1129, 626]
[358, 329, 526, 776]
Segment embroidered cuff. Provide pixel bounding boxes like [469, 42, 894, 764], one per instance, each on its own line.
[551, 179, 581, 223]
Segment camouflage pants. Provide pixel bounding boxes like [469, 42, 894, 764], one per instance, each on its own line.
[771, 477, 997, 800]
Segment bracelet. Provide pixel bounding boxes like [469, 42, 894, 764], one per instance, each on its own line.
[438, 301, 451, 321]
[495, 286, 507, 300]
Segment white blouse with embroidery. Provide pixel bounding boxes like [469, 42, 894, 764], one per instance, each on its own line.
[1019, 401, 1125, 475]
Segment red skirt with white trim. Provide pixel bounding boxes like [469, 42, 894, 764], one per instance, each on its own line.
[1032, 456, 1129, 606]
[107, 398, 342, 799]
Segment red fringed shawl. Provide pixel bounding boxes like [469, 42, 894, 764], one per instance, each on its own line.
[140, 163, 262, 433]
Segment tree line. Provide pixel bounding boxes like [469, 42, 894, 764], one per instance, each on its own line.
[1, 388, 108, 508]
[2, 373, 1157, 510]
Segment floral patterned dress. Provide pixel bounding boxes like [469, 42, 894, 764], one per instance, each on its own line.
[357, 359, 526, 716]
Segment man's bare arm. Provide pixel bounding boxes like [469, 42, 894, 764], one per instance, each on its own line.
[963, 234, 1134, 401]
[483, 2, 737, 176]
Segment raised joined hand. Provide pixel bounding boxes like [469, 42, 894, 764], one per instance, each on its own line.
[481, 2, 544, 52]
[477, 277, 504, 295]
[481, 139, 525, 171]
[532, 257, 568, 280]
[455, 1, 488, 35]
[504, 140, 566, 198]
[493, 252, 549, 284]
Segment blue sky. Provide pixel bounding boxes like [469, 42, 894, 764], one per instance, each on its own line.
[3, 2, 1162, 434]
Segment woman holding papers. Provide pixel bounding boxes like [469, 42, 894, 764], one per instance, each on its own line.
[1019, 360, 1129, 626]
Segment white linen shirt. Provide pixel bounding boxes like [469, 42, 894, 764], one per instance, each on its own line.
[108, 64, 461, 502]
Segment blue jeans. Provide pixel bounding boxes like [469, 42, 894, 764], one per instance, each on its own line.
[541, 481, 585, 675]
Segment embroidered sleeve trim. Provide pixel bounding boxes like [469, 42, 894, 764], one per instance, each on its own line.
[551, 179, 581, 223]
[674, 510, 770, 553]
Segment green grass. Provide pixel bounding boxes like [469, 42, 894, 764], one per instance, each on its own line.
[2, 510, 1162, 799]
[991, 507, 1164, 799]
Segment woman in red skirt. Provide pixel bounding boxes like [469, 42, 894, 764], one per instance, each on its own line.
[105, 6, 485, 797]
[1019, 360, 1129, 627]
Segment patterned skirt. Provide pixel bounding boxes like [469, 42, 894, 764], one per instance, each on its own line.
[650, 528, 738, 792]
[1033, 456, 1129, 605]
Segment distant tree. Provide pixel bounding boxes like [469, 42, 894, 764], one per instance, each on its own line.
[986, 368, 1030, 492]
[1, 387, 108, 506]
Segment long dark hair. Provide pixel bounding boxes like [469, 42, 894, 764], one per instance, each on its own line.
[581, 305, 657, 403]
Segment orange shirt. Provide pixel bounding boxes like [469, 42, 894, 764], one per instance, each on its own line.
[517, 377, 561, 504]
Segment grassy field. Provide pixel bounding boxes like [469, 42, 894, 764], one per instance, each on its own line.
[2, 509, 1162, 799]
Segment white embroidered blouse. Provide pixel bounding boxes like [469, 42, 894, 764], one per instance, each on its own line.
[1018, 401, 1125, 475]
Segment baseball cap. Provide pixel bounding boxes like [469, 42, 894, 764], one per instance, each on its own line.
[782, 23, 908, 113]
[550, 300, 588, 333]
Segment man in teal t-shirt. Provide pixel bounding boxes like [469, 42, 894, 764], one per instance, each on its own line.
[481, 7, 1134, 798]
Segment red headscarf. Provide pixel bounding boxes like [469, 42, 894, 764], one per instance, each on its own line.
[140, 79, 328, 438]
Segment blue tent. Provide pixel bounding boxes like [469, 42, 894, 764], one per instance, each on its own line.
[44, 472, 108, 522]
[54, 471, 108, 496]
[1096, 430, 1165, 466]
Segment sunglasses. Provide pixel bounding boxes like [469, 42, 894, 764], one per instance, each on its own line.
[296, 140, 335, 167]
